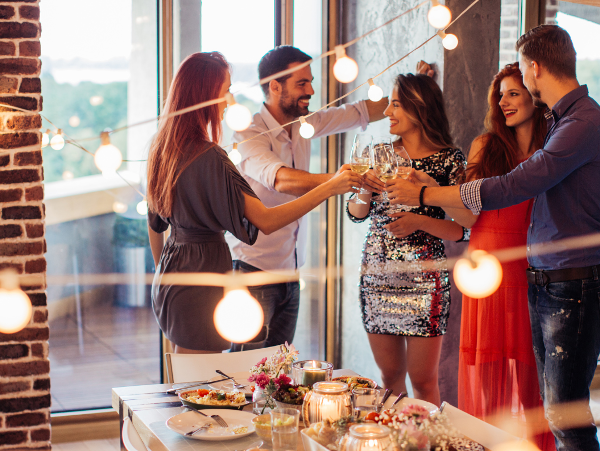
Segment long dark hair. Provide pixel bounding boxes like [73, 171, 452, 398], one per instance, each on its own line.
[393, 73, 454, 149]
[147, 52, 229, 217]
[467, 63, 546, 180]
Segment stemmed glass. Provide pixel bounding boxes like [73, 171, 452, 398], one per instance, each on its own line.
[394, 146, 412, 180]
[347, 134, 373, 205]
[371, 141, 396, 202]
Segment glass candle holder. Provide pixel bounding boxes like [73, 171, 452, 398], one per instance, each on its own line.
[292, 360, 333, 387]
[340, 424, 392, 451]
[302, 381, 351, 427]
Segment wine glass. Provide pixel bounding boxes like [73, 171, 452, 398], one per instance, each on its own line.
[388, 146, 412, 214]
[347, 134, 373, 205]
[371, 142, 396, 202]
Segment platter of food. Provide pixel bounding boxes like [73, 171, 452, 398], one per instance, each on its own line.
[166, 409, 256, 441]
[208, 371, 254, 398]
[179, 389, 249, 410]
[331, 376, 378, 390]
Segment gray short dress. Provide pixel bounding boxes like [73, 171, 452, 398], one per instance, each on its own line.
[148, 143, 259, 351]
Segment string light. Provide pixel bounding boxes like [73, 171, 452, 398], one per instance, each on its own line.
[428, 0, 451, 29]
[214, 288, 264, 343]
[367, 78, 384, 102]
[62, 170, 74, 180]
[299, 116, 315, 139]
[333, 46, 359, 83]
[50, 129, 65, 150]
[229, 143, 242, 165]
[136, 200, 148, 216]
[94, 131, 123, 174]
[0, 270, 32, 335]
[68, 115, 81, 127]
[437, 30, 458, 50]
[224, 93, 252, 132]
[41, 129, 50, 148]
[112, 201, 128, 214]
[453, 250, 503, 298]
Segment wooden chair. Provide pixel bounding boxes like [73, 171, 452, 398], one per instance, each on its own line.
[165, 345, 283, 383]
[122, 416, 148, 451]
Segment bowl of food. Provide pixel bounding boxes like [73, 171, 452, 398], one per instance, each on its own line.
[179, 388, 249, 410]
[251, 414, 272, 441]
[332, 376, 377, 390]
[272, 384, 309, 420]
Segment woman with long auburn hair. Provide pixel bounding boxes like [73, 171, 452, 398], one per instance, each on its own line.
[147, 52, 362, 354]
[348, 74, 466, 406]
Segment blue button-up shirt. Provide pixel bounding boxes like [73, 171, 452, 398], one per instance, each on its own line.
[460, 85, 600, 270]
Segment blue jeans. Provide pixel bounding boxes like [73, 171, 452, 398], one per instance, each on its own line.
[230, 260, 300, 351]
[528, 275, 600, 451]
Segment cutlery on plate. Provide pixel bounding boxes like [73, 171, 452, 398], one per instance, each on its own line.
[185, 423, 211, 436]
[166, 378, 229, 394]
[380, 388, 393, 406]
[186, 407, 229, 428]
[215, 370, 247, 389]
[390, 392, 407, 408]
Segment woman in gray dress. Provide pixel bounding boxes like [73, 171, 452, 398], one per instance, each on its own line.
[146, 52, 361, 354]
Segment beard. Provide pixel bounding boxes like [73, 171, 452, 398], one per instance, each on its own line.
[525, 79, 547, 109]
[279, 86, 310, 118]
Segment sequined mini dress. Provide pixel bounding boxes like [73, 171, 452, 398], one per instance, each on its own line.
[348, 148, 466, 337]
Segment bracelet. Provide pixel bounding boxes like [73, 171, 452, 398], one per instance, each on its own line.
[419, 186, 427, 207]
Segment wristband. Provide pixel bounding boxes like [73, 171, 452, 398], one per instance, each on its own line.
[419, 186, 427, 207]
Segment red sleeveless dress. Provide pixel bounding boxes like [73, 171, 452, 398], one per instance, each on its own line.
[458, 196, 556, 450]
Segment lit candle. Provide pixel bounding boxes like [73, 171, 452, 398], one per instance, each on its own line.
[319, 398, 340, 422]
[301, 361, 327, 387]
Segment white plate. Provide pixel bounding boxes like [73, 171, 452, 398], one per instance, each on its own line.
[166, 409, 256, 441]
[382, 395, 438, 415]
[209, 371, 254, 397]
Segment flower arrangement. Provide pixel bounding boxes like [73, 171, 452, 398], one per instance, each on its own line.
[248, 342, 299, 413]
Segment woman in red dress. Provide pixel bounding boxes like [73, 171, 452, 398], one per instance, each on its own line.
[457, 63, 554, 450]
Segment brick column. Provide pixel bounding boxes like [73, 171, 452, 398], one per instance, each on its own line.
[0, 1, 51, 450]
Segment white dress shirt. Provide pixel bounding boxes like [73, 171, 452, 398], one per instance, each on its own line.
[226, 101, 370, 271]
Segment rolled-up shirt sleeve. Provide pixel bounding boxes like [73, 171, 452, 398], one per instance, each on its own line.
[460, 179, 483, 214]
[236, 134, 287, 191]
[311, 100, 369, 138]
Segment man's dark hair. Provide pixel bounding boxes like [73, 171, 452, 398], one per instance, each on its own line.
[516, 25, 576, 79]
[258, 46, 312, 97]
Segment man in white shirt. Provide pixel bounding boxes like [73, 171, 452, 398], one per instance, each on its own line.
[228, 46, 386, 350]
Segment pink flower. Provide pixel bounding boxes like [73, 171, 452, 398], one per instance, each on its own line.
[255, 373, 270, 389]
[257, 357, 267, 366]
[248, 374, 256, 382]
[400, 404, 430, 421]
[274, 373, 291, 387]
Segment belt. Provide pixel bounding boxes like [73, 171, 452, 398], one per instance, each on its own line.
[526, 265, 600, 286]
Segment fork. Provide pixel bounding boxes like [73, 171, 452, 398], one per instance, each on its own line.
[186, 408, 229, 428]
[216, 370, 247, 389]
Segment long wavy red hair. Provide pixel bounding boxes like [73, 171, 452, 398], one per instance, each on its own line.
[467, 62, 546, 180]
[147, 52, 229, 217]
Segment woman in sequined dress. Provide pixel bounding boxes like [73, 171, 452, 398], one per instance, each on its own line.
[347, 74, 465, 406]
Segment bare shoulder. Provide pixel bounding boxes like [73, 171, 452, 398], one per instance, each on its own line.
[467, 135, 489, 163]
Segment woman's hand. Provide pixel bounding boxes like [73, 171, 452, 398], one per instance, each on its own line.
[416, 60, 435, 78]
[362, 169, 385, 194]
[384, 211, 422, 238]
[327, 164, 364, 196]
[406, 168, 439, 187]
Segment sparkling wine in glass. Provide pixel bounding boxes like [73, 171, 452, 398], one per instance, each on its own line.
[371, 143, 396, 202]
[394, 146, 412, 179]
[347, 134, 373, 205]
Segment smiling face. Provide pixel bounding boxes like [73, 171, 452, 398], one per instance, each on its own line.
[278, 62, 315, 118]
[518, 52, 545, 108]
[217, 71, 232, 120]
[383, 87, 419, 136]
[498, 75, 536, 128]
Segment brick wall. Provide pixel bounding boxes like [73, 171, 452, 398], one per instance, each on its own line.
[499, 0, 520, 68]
[0, 1, 50, 450]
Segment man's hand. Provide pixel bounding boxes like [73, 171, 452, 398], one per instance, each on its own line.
[362, 169, 384, 194]
[384, 211, 421, 238]
[406, 168, 439, 188]
[385, 178, 421, 206]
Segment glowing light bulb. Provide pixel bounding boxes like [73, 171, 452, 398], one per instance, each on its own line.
[438, 30, 458, 50]
[90, 95, 104, 106]
[62, 170, 74, 180]
[367, 79, 384, 102]
[214, 289, 264, 343]
[299, 116, 315, 139]
[68, 115, 81, 127]
[95, 131, 123, 174]
[454, 250, 503, 298]
[428, 0, 452, 29]
[136, 200, 148, 216]
[50, 129, 65, 150]
[0, 270, 32, 334]
[229, 143, 242, 165]
[113, 201, 128, 214]
[224, 93, 252, 131]
[41, 129, 50, 148]
[333, 46, 359, 83]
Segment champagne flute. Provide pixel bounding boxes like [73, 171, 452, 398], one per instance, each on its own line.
[371, 143, 396, 202]
[388, 146, 412, 214]
[347, 134, 373, 205]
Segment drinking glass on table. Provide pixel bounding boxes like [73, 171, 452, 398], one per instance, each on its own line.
[351, 388, 382, 419]
[271, 408, 300, 451]
[347, 134, 373, 205]
[371, 142, 396, 202]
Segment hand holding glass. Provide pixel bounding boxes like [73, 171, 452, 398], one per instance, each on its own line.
[347, 134, 373, 205]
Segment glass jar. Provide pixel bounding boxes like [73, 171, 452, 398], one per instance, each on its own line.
[302, 381, 351, 427]
[340, 424, 392, 451]
[291, 360, 333, 387]
[252, 387, 274, 415]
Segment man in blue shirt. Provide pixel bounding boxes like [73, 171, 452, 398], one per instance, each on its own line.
[386, 25, 600, 450]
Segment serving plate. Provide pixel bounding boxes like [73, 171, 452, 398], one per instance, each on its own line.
[166, 409, 256, 441]
[208, 371, 254, 398]
[179, 390, 250, 411]
[331, 376, 378, 389]
[382, 395, 438, 415]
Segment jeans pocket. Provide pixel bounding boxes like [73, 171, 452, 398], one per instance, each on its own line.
[544, 280, 582, 302]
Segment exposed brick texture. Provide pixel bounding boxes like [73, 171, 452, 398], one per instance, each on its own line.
[5, 413, 46, 428]
[18, 40, 40, 57]
[0, 169, 40, 184]
[32, 310, 47, 322]
[2, 206, 42, 220]
[0, 96, 38, 113]
[0, 41, 15, 55]
[30, 428, 50, 442]
[32, 378, 49, 391]
[0, 327, 49, 343]
[25, 223, 43, 238]
[0, 430, 26, 446]
[0, 224, 22, 239]
[27, 293, 46, 307]
[0, 154, 10, 167]
[25, 258, 45, 274]
[14, 150, 42, 166]
[0, 241, 43, 256]
[0, 345, 28, 360]
[0, 57, 40, 76]
[0, 5, 15, 20]
[5, 114, 42, 130]
[0, 381, 29, 396]
[0, 76, 18, 94]
[0, 361, 50, 378]
[0, 262, 23, 273]
[0, 132, 39, 149]
[19, 6, 39, 21]
[25, 186, 43, 201]
[0, 22, 39, 39]
[18, 78, 41, 94]
[0, 395, 51, 413]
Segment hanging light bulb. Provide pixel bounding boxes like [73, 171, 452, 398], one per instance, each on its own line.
[367, 79, 384, 102]
[112, 201, 128, 214]
[136, 200, 148, 216]
[224, 93, 252, 132]
[299, 116, 315, 139]
[94, 131, 123, 174]
[333, 45, 359, 84]
[229, 143, 242, 165]
[214, 288, 264, 343]
[438, 30, 459, 50]
[428, 0, 452, 29]
[453, 250, 503, 298]
[50, 129, 65, 150]
[41, 129, 50, 148]
[0, 270, 32, 334]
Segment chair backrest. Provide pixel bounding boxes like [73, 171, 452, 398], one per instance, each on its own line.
[122, 416, 148, 451]
[165, 345, 282, 383]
